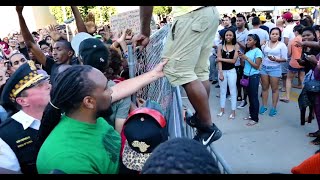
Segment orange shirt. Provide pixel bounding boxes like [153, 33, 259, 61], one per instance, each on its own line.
[288, 35, 304, 69]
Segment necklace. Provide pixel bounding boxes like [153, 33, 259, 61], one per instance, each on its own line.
[224, 44, 232, 58]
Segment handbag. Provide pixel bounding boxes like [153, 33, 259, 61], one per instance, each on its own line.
[240, 75, 249, 87]
[240, 66, 252, 87]
[304, 79, 320, 93]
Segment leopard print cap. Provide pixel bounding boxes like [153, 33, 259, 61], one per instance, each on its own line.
[122, 140, 151, 171]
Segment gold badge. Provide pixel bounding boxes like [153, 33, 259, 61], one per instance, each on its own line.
[28, 61, 37, 71]
[131, 140, 150, 152]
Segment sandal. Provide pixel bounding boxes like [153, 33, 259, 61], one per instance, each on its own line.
[307, 130, 320, 137]
[280, 87, 286, 92]
[279, 97, 289, 103]
[217, 112, 224, 117]
[246, 120, 258, 126]
[310, 137, 320, 145]
[292, 84, 302, 89]
[229, 114, 235, 120]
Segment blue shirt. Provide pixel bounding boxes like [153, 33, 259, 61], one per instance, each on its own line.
[244, 48, 263, 76]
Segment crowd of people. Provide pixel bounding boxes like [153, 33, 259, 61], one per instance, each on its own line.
[0, 6, 319, 174]
[210, 10, 320, 139]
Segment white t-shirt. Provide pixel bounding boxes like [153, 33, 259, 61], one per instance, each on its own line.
[264, 21, 276, 33]
[282, 23, 296, 43]
[246, 28, 270, 43]
[235, 29, 249, 66]
[261, 41, 288, 67]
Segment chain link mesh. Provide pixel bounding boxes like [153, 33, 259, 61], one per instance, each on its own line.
[133, 25, 172, 120]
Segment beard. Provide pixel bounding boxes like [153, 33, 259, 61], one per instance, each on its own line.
[96, 106, 114, 123]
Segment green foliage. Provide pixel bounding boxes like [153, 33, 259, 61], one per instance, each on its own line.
[49, 6, 72, 24]
[153, 6, 172, 16]
[88, 6, 117, 26]
[49, 6, 117, 25]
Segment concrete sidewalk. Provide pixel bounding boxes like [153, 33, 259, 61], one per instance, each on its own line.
[181, 82, 319, 174]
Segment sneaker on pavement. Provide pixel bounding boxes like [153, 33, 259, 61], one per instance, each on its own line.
[193, 123, 222, 146]
[237, 100, 247, 109]
[269, 108, 277, 117]
[259, 106, 268, 115]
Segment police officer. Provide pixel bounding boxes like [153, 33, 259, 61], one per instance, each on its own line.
[0, 61, 51, 174]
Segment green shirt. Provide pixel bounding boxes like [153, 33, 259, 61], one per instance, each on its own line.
[36, 115, 121, 174]
[172, 6, 203, 17]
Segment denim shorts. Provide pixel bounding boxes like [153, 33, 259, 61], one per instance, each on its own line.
[260, 65, 282, 78]
[288, 65, 304, 73]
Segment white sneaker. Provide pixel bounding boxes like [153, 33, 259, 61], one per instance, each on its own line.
[237, 100, 247, 109]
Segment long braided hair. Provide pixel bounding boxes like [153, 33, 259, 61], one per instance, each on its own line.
[36, 65, 96, 150]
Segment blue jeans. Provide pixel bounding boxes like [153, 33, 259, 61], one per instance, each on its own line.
[246, 74, 260, 122]
[260, 65, 282, 78]
[209, 54, 218, 81]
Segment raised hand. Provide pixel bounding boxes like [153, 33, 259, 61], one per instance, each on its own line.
[16, 6, 24, 13]
[46, 24, 61, 41]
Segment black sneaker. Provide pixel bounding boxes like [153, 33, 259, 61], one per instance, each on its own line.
[212, 80, 218, 85]
[237, 100, 247, 109]
[193, 123, 222, 146]
[185, 112, 199, 128]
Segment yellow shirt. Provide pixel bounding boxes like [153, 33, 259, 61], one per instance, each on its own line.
[172, 6, 203, 17]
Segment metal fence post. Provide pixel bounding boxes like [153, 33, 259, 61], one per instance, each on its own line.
[127, 45, 136, 104]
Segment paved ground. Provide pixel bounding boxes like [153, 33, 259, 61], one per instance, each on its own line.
[181, 79, 320, 174]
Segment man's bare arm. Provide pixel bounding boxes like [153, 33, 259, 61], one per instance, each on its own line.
[16, 6, 47, 66]
[140, 6, 154, 37]
[71, 6, 87, 33]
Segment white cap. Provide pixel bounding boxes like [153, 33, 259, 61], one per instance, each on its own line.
[71, 32, 94, 56]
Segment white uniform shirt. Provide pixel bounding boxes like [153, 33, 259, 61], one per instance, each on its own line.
[0, 111, 40, 172]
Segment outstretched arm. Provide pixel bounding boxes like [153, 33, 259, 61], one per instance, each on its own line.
[111, 59, 167, 102]
[16, 6, 47, 66]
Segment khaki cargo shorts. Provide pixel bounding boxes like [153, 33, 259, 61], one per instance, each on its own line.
[162, 6, 219, 86]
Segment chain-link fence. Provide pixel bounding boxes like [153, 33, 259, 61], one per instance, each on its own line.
[128, 24, 232, 174]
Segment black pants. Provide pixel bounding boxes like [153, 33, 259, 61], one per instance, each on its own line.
[247, 74, 260, 122]
[235, 66, 244, 99]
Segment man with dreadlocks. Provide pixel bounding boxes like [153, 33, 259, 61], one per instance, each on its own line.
[0, 61, 51, 174]
[36, 60, 167, 174]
